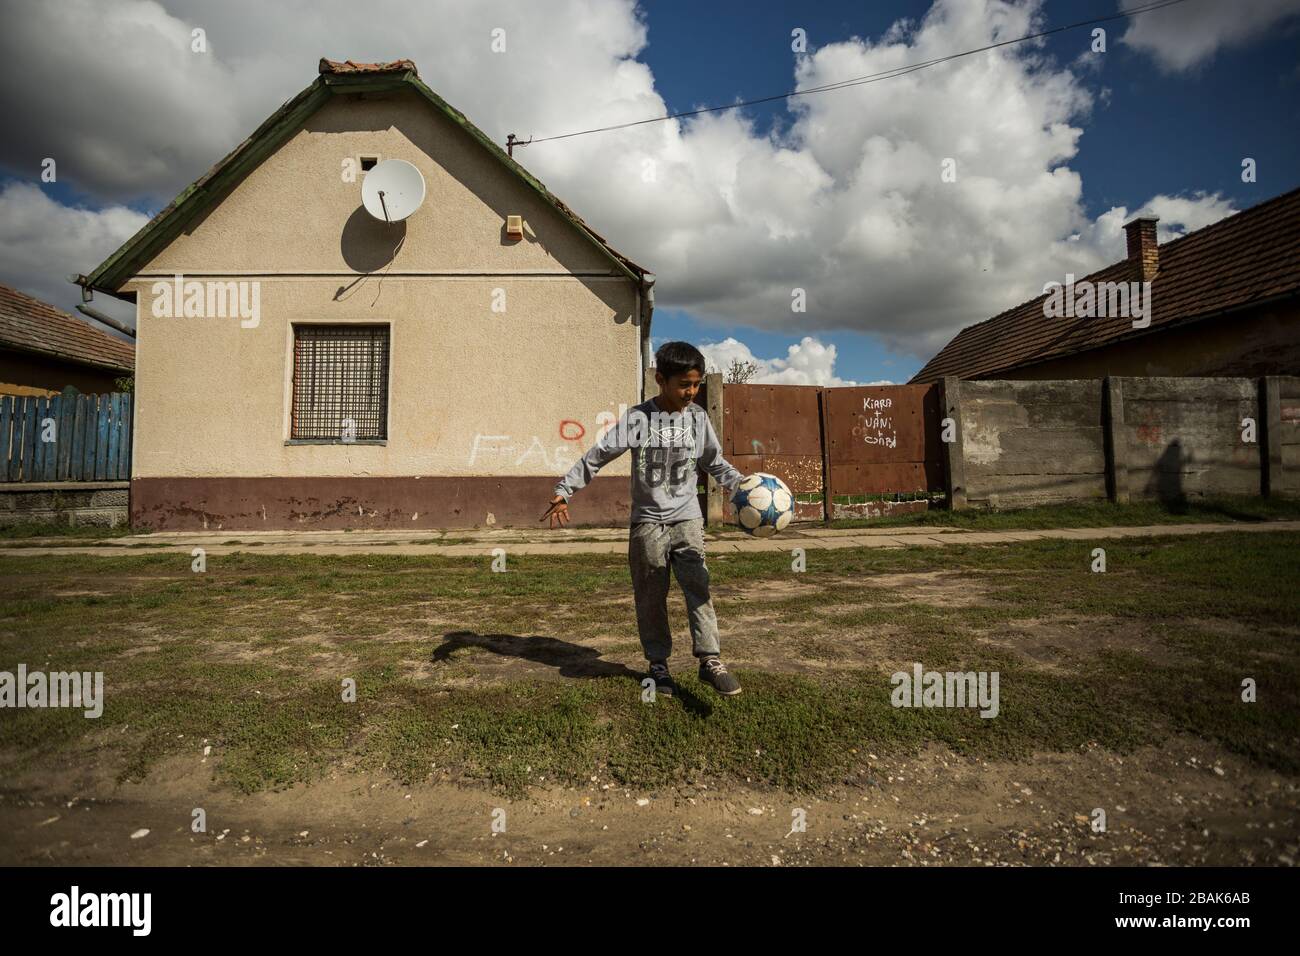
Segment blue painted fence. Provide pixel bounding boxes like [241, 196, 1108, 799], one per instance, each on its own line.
[0, 392, 132, 482]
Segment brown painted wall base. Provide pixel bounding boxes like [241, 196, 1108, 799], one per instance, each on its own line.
[131, 475, 632, 532]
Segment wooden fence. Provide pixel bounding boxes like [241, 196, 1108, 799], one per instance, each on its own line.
[0, 392, 132, 482]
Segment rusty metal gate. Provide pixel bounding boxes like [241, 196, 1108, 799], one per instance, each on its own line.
[823, 383, 944, 518]
[721, 384, 825, 520]
[717, 382, 944, 522]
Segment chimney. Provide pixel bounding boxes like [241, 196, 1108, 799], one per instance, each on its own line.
[1123, 216, 1159, 283]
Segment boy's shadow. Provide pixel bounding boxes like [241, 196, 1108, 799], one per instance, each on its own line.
[431, 630, 713, 714]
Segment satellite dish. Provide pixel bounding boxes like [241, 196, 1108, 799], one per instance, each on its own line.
[361, 159, 426, 223]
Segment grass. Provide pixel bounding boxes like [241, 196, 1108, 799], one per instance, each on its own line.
[0, 529, 1297, 796]
[824, 495, 1300, 531]
[4, 495, 1296, 547]
[0, 520, 133, 540]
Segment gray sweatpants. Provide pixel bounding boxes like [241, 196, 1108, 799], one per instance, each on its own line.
[628, 518, 721, 662]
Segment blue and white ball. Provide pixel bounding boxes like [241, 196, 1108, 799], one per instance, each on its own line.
[731, 473, 795, 537]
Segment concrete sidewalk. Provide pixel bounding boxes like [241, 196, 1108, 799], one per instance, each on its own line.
[2, 520, 1297, 558]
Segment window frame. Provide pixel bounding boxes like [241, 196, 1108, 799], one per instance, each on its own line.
[286, 322, 392, 446]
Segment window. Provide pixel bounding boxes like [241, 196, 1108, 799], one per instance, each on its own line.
[359, 155, 380, 171]
[291, 325, 389, 441]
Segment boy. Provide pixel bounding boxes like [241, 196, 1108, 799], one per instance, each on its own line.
[541, 342, 745, 697]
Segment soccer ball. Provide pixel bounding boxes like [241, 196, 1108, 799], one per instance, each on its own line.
[731, 473, 795, 537]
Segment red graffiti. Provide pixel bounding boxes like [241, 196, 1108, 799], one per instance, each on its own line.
[1135, 422, 1162, 447]
[559, 420, 585, 441]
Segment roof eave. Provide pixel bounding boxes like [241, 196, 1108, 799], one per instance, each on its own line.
[83, 78, 332, 295]
[0, 341, 133, 375]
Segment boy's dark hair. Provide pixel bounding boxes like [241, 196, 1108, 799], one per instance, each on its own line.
[655, 341, 707, 379]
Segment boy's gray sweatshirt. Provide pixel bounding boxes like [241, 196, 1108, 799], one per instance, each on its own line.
[553, 398, 744, 525]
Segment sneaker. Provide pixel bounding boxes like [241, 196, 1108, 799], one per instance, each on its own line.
[648, 661, 675, 698]
[698, 656, 741, 696]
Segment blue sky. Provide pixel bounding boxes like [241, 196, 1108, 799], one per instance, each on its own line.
[636, 0, 1300, 381]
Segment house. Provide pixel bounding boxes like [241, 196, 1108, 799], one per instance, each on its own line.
[911, 187, 1300, 383]
[0, 283, 134, 396]
[79, 58, 653, 531]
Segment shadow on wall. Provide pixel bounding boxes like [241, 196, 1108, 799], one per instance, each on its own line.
[340, 206, 407, 273]
[1150, 441, 1188, 513]
[308, 100, 640, 326]
[1145, 440, 1264, 521]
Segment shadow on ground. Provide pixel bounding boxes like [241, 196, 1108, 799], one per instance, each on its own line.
[430, 630, 715, 715]
[432, 629, 642, 681]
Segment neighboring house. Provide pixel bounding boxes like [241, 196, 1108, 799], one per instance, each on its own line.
[80, 58, 653, 531]
[0, 283, 134, 396]
[911, 187, 1300, 383]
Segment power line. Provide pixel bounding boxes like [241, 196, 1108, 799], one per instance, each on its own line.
[516, 0, 1196, 148]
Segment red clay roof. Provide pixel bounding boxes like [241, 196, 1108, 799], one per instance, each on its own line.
[911, 187, 1300, 382]
[0, 283, 134, 372]
[318, 58, 418, 76]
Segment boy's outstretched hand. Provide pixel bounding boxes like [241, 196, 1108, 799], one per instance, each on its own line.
[540, 494, 570, 529]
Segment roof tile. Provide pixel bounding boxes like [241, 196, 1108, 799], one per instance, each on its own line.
[318, 58, 418, 76]
[0, 283, 134, 372]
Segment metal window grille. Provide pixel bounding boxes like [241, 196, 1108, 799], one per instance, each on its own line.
[291, 325, 389, 440]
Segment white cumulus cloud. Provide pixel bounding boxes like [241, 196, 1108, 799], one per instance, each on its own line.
[0, 182, 148, 322]
[698, 336, 870, 386]
[1120, 0, 1300, 73]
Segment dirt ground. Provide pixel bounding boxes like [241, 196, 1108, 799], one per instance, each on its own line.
[2, 550, 1297, 866]
[1, 735, 1295, 866]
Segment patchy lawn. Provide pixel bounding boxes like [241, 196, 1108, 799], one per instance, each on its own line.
[1, 530, 1296, 802]
[826, 495, 1300, 531]
[4, 528, 1298, 866]
[4, 495, 1299, 547]
[0, 520, 134, 540]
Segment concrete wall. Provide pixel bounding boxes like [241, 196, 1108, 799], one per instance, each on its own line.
[1119, 377, 1260, 501]
[947, 376, 1299, 509]
[957, 379, 1107, 507]
[0, 482, 128, 528]
[123, 89, 642, 530]
[1278, 377, 1300, 497]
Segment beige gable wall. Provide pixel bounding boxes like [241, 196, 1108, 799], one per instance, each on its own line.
[127, 89, 640, 481]
[146, 90, 616, 276]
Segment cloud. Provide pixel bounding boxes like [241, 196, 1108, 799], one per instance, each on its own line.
[698, 336, 869, 386]
[1140, 192, 1240, 239]
[0, 0, 1262, 368]
[1119, 0, 1300, 73]
[1073, 190, 1238, 259]
[586, 0, 1113, 359]
[0, 182, 148, 322]
[0, 0, 244, 200]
